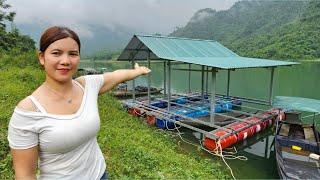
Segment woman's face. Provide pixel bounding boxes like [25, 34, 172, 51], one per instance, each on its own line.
[39, 37, 80, 83]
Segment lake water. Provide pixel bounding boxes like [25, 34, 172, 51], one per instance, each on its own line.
[80, 60, 320, 179]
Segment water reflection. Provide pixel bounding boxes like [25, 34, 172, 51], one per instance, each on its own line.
[81, 61, 320, 100]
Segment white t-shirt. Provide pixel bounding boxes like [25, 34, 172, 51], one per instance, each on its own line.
[7, 75, 106, 180]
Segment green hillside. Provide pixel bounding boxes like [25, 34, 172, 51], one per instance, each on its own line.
[171, 0, 320, 60]
[0, 1, 230, 179]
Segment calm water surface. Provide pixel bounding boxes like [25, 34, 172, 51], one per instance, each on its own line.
[81, 61, 320, 179]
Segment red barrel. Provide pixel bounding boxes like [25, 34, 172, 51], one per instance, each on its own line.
[268, 108, 285, 120]
[267, 118, 273, 127]
[246, 116, 263, 133]
[260, 112, 271, 119]
[204, 130, 238, 151]
[128, 108, 141, 117]
[146, 115, 156, 125]
[260, 115, 274, 126]
[227, 122, 255, 141]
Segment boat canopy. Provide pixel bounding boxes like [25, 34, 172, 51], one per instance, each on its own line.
[273, 96, 320, 113]
[117, 34, 299, 69]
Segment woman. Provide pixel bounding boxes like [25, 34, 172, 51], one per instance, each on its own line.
[7, 26, 150, 180]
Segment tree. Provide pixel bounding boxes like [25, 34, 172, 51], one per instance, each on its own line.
[0, 0, 35, 53]
[0, 0, 16, 30]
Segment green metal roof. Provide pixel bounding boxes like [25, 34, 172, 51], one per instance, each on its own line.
[273, 96, 320, 113]
[117, 35, 299, 69]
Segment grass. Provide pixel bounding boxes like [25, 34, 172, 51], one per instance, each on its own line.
[98, 94, 229, 179]
[0, 51, 230, 179]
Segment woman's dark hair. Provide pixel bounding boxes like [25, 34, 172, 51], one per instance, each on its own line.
[39, 26, 81, 53]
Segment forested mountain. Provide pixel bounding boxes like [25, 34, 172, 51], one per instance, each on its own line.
[171, 0, 320, 60]
[16, 23, 132, 56]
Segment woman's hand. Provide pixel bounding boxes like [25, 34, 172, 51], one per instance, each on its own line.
[134, 63, 151, 75]
[97, 63, 151, 95]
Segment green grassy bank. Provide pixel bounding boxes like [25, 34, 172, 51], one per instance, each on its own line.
[0, 52, 230, 179]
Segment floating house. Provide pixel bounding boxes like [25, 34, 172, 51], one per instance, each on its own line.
[117, 35, 298, 151]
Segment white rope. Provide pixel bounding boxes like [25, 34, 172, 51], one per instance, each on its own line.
[168, 120, 249, 180]
[137, 108, 248, 179]
[199, 140, 247, 161]
[217, 140, 236, 180]
[172, 121, 199, 147]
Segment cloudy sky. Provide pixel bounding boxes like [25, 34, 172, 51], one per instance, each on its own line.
[8, 0, 239, 38]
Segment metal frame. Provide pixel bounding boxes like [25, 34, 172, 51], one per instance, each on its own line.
[125, 46, 280, 144]
[269, 67, 275, 105]
[210, 67, 216, 123]
[131, 60, 136, 100]
[147, 50, 151, 105]
[123, 93, 276, 141]
[167, 60, 171, 111]
[227, 69, 231, 97]
[188, 64, 191, 93]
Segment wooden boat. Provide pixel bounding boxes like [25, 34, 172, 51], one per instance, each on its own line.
[273, 96, 320, 179]
[75, 67, 107, 77]
[77, 68, 100, 75]
[112, 84, 163, 98]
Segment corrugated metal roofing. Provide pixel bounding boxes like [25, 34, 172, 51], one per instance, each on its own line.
[117, 35, 299, 69]
[273, 96, 320, 113]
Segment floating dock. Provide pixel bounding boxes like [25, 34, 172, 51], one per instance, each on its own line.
[116, 34, 298, 151]
[122, 93, 283, 150]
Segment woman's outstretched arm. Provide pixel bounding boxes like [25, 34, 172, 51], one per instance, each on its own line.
[99, 63, 150, 94]
[75, 63, 150, 94]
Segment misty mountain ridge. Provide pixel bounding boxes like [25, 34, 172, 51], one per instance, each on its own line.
[171, 0, 320, 60]
[15, 0, 320, 60]
[16, 23, 134, 56]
